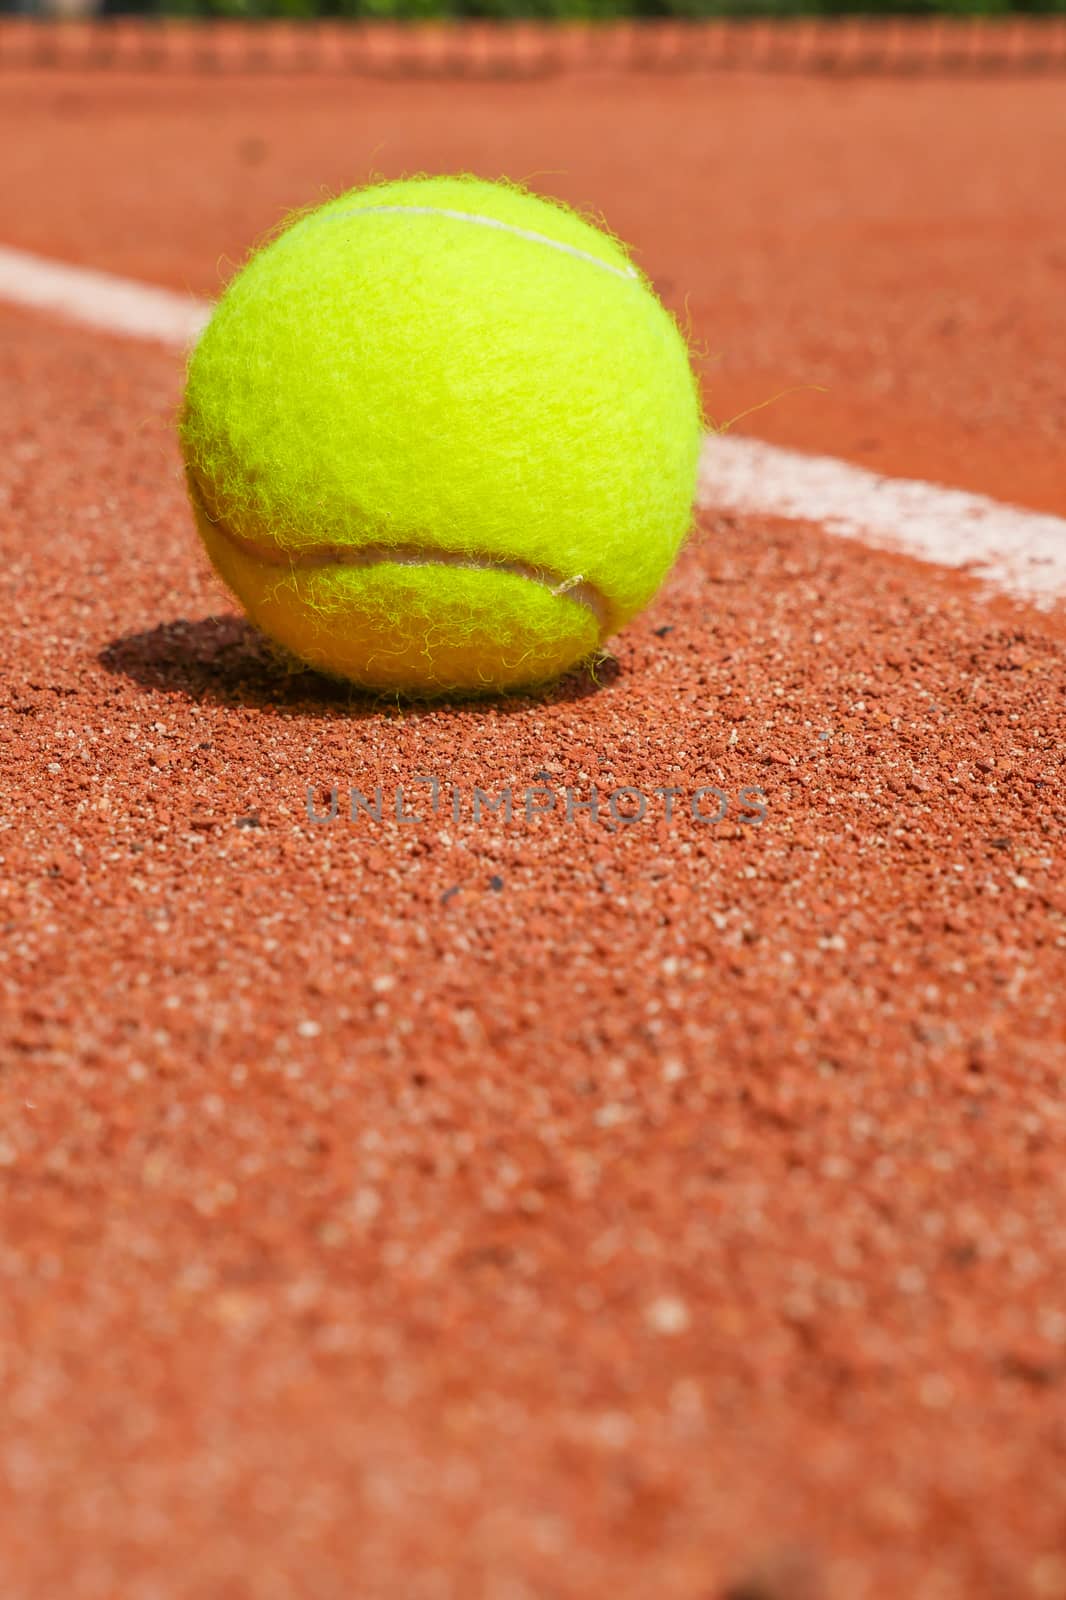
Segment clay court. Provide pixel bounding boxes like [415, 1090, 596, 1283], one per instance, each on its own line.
[0, 32, 1064, 1599]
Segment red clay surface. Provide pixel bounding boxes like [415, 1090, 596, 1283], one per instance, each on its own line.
[1, 62, 1066, 1600]
[3, 68, 1066, 515]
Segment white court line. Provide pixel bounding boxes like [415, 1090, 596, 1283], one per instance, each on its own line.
[0, 245, 210, 346]
[2, 242, 1064, 609]
[698, 436, 1066, 609]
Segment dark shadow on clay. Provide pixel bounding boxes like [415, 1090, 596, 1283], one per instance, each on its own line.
[98, 615, 620, 717]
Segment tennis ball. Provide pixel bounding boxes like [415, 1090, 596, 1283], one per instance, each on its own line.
[180, 175, 701, 697]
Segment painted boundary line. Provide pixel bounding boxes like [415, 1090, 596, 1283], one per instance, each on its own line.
[2, 242, 1064, 609]
[698, 438, 1066, 609]
[0, 245, 210, 346]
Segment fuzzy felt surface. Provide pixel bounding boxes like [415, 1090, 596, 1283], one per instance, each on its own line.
[194, 500, 602, 696]
[181, 175, 702, 695]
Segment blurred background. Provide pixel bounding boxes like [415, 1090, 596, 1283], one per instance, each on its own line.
[3, 0, 1064, 80]
[6, 0, 1066, 31]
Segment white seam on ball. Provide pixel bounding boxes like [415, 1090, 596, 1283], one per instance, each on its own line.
[192, 487, 613, 636]
[320, 205, 640, 282]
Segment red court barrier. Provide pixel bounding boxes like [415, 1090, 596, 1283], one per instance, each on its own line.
[2, 16, 1066, 76]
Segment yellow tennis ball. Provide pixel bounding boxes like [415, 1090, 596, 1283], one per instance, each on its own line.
[180, 175, 701, 697]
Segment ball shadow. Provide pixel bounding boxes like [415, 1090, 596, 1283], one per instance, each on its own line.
[98, 615, 620, 718]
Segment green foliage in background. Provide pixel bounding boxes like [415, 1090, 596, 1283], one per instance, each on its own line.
[108, 0, 1066, 23]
